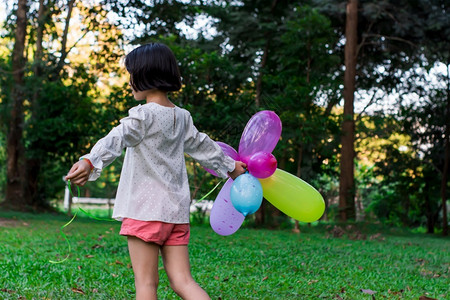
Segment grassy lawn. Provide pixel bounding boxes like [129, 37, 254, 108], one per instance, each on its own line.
[0, 211, 448, 299]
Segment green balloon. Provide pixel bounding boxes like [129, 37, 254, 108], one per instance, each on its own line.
[259, 169, 325, 223]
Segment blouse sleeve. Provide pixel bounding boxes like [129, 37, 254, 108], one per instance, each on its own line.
[81, 105, 152, 181]
[184, 112, 235, 179]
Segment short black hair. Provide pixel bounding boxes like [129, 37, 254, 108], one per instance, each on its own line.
[124, 43, 181, 92]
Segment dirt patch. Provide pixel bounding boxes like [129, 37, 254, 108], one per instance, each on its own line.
[0, 218, 22, 227]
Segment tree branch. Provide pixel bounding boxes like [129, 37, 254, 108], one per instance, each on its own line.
[54, 0, 76, 76]
[355, 89, 382, 123]
[364, 33, 417, 48]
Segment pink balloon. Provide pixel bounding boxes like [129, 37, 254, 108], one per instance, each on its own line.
[247, 152, 277, 179]
[210, 178, 245, 236]
[238, 111, 282, 164]
[204, 142, 240, 177]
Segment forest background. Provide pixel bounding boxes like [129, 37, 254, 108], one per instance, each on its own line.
[0, 0, 448, 235]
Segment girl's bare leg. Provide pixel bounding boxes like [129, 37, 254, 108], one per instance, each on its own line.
[127, 236, 160, 300]
[161, 245, 210, 300]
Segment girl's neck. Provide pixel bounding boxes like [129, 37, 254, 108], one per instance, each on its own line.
[145, 90, 174, 107]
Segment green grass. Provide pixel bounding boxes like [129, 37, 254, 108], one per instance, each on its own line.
[0, 211, 448, 299]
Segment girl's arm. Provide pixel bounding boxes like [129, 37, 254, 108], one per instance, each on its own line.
[184, 113, 245, 179]
[66, 105, 151, 185]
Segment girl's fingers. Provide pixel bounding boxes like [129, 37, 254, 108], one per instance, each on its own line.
[71, 174, 88, 186]
[66, 167, 81, 180]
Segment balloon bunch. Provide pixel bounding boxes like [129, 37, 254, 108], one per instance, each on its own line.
[208, 111, 325, 236]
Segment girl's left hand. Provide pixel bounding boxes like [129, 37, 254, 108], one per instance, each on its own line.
[65, 160, 92, 186]
[228, 161, 247, 180]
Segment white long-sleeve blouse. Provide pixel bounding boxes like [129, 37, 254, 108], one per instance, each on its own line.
[81, 102, 235, 223]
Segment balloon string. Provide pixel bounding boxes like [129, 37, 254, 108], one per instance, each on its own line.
[192, 180, 223, 204]
[49, 210, 77, 264]
[67, 180, 115, 221]
[78, 207, 115, 222]
[49, 180, 115, 264]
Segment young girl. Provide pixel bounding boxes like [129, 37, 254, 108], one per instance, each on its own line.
[65, 43, 246, 300]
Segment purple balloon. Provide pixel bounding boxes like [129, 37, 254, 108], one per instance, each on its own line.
[247, 152, 277, 179]
[204, 142, 240, 177]
[238, 111, 282, 164]
[210, 178, 245, 236]
[217, 141, 240, 161]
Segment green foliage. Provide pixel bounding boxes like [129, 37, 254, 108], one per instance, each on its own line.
[1, 0, 448, 232]
[0, 132, 5, 199]
[262, 5, 342, 181]
[0, 212, 448, 299]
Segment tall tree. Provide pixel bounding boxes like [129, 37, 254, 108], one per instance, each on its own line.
[339, 0, 358, 221]
[441, 63, 449, 236]
[5, 0, 28, 209]
[1, 0, 127, 209]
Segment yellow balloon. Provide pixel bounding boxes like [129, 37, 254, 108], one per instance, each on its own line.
[259, 169, 325, 223]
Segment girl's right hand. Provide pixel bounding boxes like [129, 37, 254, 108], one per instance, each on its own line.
[65, 159, 92, 186]
[228, 161, 247, 180]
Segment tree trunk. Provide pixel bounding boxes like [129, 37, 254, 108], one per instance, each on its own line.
[25, 0, 47, 208]
[339, 0, 358, 221]
[424, 175, 435, 234]
[293, 144, 303, 233]
[441, 62, 450, 236]
[5, 0, 29, 209]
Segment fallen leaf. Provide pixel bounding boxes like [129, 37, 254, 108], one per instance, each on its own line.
[115, 260, 124, 265]
[71, 287, 85, 295]
[361, 289, 376, 295]
[262, 276, 268, 281]
[85, 255, 94, 258]
[419, 296, 437, 300]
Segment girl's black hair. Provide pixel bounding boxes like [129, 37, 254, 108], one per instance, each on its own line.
[125, 43, 181, 92]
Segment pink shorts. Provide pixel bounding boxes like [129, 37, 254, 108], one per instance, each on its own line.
[120, 218, 190, 246]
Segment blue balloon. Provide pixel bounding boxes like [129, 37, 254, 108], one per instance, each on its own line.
[230, 173, 263, 216]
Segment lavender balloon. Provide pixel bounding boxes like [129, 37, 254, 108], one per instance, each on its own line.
[204, 142, 240, 177]
[238, 111, 282, 164]
[210, 178, 245, 236]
